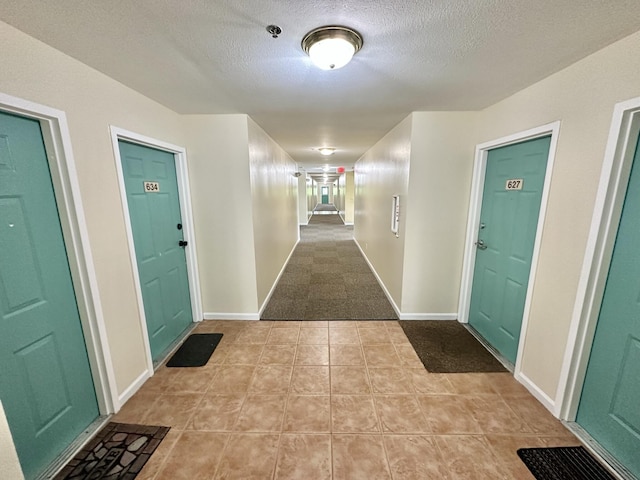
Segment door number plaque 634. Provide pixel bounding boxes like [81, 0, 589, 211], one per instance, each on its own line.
[143, 181, 160, 193]
[505, 178, 523, 191]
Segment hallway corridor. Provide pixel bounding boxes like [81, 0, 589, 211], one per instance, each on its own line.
[261, 211, 397, 320]
[112, 320, 579, 479]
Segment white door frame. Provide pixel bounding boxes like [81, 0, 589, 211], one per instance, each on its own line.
[557, 97, 640, 420]
[0, 92, 117, 413]
[458, 122, 561, 395]
[110, 127, 203, 375]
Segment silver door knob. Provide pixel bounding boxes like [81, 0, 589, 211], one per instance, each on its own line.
[475, 240, 487, 250]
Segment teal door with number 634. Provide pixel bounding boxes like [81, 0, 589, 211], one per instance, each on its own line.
[119, 141, 193, 361]
[468, 136, 550, 363]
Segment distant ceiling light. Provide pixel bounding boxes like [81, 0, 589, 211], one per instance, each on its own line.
[302, 26, 363, 70]
[318, 147, 336, 156]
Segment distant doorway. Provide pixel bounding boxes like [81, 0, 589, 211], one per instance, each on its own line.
[321, 186, 329, 204]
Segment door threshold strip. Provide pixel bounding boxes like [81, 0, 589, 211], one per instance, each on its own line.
[462, 323, 514, 373]
[35, 415, 111, 480]
[564, 422, 636, 480]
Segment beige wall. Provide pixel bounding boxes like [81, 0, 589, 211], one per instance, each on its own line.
[401, 112, 479, 315]
[0, 20, 186, 395]
[0, 401, 23, 480]
[354, 116, 412, 306]
[182, 114, 259, 315]
[345, 171, 355, 224]
[475, 30, 640, 399]
[247, 118, 299, 308]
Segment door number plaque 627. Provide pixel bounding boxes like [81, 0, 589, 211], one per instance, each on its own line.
[143, 181, 160, 193]
[505, 178, 523, 191]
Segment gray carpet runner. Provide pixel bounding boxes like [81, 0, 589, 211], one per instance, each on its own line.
[261, 213, 397, 320]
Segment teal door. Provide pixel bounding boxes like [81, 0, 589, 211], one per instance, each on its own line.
[119, 141, 193, 361]
[0, 111, 98, 479]
[321, 186, 329, 204]
[576, 131, 640, 477]
[468, 136, 550, 363]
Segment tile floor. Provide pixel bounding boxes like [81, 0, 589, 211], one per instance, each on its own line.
[112, 320, 580, 479]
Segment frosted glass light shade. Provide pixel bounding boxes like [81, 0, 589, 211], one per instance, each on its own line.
[308, 38, 355, 70]
[302, 26, 363, 71]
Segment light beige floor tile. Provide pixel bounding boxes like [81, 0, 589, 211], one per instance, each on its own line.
[330, 345, 365, 365]
[486, 372, 531, 397]
[267, 327, 300, 344]
[136, 429, 181, 480]
[386, 328, 411, 345]
[187, 393, 245, 431]
[504, 394, 574, 436]
[234, 326, 272, 344]
[137, 368, 178, 394]
[356, 321, 388, 330]
[283, 395, 331, 432]
[332, 434, 392, 480]
[155, 431, 228, 480]
[358, 328, 392, 345]
[485, 434, 545, 479]
[259, 344, 296, 365]
[111, 392, 160, 424]
[223, 344, 264, 365]
[290, 366, 330, 394]
[434, 435, 505, 480]
[331, 366, 371, 394]
[214, 433, 280, 479]
[460, 394, 532, 434]
[298, 328, 329, 344]
[445, 373, 502, 395]
[394, 345, 424, 368]
[295, 345, 329, 365]
[300, 321, 329, 328]
[163, 368, 216, 394]
[328, 321, 354, 328]
[363, 345, 402, 366]
[368, 367, 414, 394]
[234, 395, 287, 432]
[209, 365, 256, 393]
[374, 395, 430, 433]
[329, 327, 360, 344]
[248, 365, 293, 394]
[406, 369, 454, 394]
[417, 395, 482, 434]
[384, 435, 449, 480]
[275, 434, 331, 480]
[331, 395, 380, 433]
[142, 393, 204, 430]
[274, 321, 301, 327]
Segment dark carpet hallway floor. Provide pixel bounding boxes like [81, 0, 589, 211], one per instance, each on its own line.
[261, 212, 398, 320]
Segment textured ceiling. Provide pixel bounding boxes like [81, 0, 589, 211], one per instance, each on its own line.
[2, 1, 640, 173]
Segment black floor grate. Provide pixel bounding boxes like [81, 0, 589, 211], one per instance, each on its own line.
[517, 446, 616, 480]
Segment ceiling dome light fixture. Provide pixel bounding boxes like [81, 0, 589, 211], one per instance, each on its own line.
[302, 26, 363, 70]
[318, 147, 336, 156]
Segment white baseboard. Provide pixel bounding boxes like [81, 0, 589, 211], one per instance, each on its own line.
[258, 239, 300, 316]
[515, 370, 558, 415]
[116, 368, 151, 412]
[398, 313, 458, 320]
[353, 239, 402, 318]
[344, 222, 354, 226]
[203, 313, 260, 321]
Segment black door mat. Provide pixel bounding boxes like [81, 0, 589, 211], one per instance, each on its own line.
[517, 446, 616, 480]
[54, 422, 170, 479]
[399, 320, 507, 373]
[166, 333, 223, 367]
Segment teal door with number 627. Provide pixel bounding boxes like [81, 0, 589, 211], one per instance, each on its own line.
[119, 141, 193, 361]
[468, 136, 550, 363]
